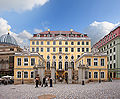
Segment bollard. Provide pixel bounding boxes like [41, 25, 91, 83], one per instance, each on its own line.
[82, 80, 85, 85]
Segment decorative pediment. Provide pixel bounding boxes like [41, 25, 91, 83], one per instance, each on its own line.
[53, 35, 67, 40]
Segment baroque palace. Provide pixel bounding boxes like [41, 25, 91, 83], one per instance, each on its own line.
[13, 29, 107, 84]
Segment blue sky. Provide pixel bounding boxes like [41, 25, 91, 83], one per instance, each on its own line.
[0, 0, 120, 46]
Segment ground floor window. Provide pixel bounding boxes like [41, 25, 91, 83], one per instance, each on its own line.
[100, 72, 105, 78]
[65, 62, 68, 71]
[94, 72, 98, 78]
[89, 72, 91, 78]
[30, 71, 34, 78]
[17, 71, 21, 78]
[24, 71, 28, 78]
[71, 62, 74, 70]
[59, 61, 62, 70]
[85, 71, 88, 79]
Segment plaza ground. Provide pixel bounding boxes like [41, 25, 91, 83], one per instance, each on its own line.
[0, 80, 120, 99]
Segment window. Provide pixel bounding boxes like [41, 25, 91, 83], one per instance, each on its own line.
[32, 41, 35, 45]
[65, 47, 68, 52]
[71, 42, 74, 45]
[17, 58, 21, 66]
[59, 48, 62, 52]
[94, 58, 98, 66]
[24, 71, 28, 78]
[47, 55, 50, 59]
[54, 62, 56, 70]
[65, 62, 68, 71]
[71, 48, 74, 52]
[53, 47, 56, 52]
[36, 41, 39, 45]
[110, 56, 112, 61]
[82, 41, 84, 45]
[101, 72, 105, 78]
[36, 47, 39, 52]
[77, 48, 80, 52]
[65, 56, 68, 59]
[89, 72, 91, 78]
[59, 56, 62, 59]
[82, 48, 84, 52]
[107, 51, 109, 54]
[17, 71, 21, 78]
[31, 58, 35, 66]
[41, 41, 43, 45]
[41, 55, 43, 58]
[65, 41, 68, 45]
[41, 48, 43, 52]
[47, 41, 50, 45]
[94, 72, 98, 78]
[114, 55, 116, 60]
[87, 59, 91, 66]
[113, 41, 115, 45]
[86, 42, 89, 45]
[110, 64, 112, 69]
[77, 55, 80, 58]
[59, 62, 62, 69]
[110, 43, 112, 47]
[77, 42, 80, 45]
[59, 41, 62, 45]
[53, 56, 56, 59]
[47, 48, 50, 52]
[107, 45, 109, 48]
[101, 59, 105, 66]
[30, 71, 34, 78]
[110, 49, 112, 53]
[53, 41, 56, 45]
[113, 47, 115, 52]
[24, 58, 28, 66]
[71, 62, 74, 70]
[85, 71, 88, 79]
[86, 48, 89, 52]
[32, 48, 35, 52]
[71, 56, 74, 59]
[47, 62, 50, 70]
[114, 63, 116, 68]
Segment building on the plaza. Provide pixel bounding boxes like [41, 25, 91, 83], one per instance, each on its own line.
[14, 50, 45, 84]
[0, 33, 23, 77]
[75, 49, 108, 82]
[29, 29, 91, 81]
[93, 26, 120, 79]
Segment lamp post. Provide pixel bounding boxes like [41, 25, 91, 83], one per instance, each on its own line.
[99, 69, 101, 83]
[22, 71, 24, 84]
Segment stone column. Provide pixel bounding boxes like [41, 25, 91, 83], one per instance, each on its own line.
[51, 61, 55, 84]
[38, 62, 45, 83]
[77, 63, 82, 83]
[68, 62, 72, 84]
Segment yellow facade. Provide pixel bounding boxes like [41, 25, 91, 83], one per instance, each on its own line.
[30, 40, 91, 71]
[76, 53, 108, 81]
[14, 52, 45, 84]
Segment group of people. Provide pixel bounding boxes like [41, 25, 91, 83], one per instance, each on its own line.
[35, 76, 53, 88]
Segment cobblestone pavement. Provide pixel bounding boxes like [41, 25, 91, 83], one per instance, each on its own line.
[0, 80, 120, 99]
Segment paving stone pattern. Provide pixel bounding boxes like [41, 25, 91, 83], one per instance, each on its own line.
[0, 80, 120, 99]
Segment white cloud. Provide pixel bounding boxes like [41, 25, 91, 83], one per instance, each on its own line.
[0, 0, 49, 12]
[0, 17, 32, 48]
[84, 21, 120, 45]
[34, 28, 43, 33]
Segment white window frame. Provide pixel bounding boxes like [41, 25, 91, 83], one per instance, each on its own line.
[31, 58, 35, 66]
[101, 58, 105, 66]
[100, 72, 105, 78]
[30, 71, 34, 78]
[87, 58, 91, 66]
[17, 58, 21, 66]
[94, 58, 98, 66]
[24, 71, 28, 78]
[24, 57, 29, 66]
[17, 71, 21, 78]
[94, 72, 98, 78]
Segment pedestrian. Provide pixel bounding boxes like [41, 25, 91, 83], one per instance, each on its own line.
[42, 76, 46, 87]
[35, 77, 39, 88]
[50, 78, 52, 87]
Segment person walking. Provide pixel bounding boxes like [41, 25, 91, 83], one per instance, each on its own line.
[35, 77, 39, 88]
[50, 78, 52, 87]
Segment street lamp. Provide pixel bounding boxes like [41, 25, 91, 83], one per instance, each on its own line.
[22, 71, 24, 84]
[99, 69, 101, 83]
